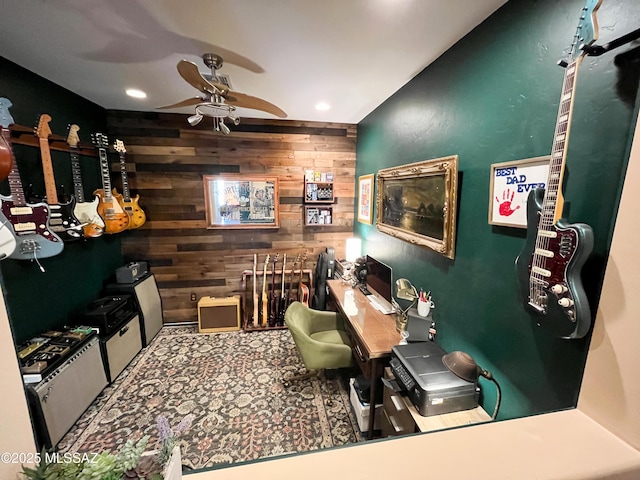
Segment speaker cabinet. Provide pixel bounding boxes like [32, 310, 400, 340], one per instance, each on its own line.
[198, 295, 241, 333]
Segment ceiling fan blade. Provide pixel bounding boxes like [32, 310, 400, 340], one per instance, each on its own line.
[225, 91, 287, 119]
[177, 60, 228, 95]
[156, 97, 204, 109]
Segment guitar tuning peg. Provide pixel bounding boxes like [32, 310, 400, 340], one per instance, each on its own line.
[557, 59, 569, 68]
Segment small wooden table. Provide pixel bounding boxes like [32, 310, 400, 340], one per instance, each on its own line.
[327, 279, 401, 439]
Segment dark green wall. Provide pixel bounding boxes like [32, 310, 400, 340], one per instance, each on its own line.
[0, 57, 123, 344]
[356, 0, 639, 420]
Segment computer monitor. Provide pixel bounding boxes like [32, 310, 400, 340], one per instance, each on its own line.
[365, 255, 393, 311]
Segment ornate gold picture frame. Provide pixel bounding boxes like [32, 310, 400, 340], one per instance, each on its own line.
[376, 155, 458, 259]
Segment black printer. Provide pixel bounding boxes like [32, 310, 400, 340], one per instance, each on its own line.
[390, 342, 479, 417]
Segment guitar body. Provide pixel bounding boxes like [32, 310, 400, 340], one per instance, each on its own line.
[1, 195, 64, 260]
[299, 284, 310, 307]
[113, 188, 146, 229]
[94, 189, 130, 234]
[47, 198, 84, 242]
[74, 195, 105, 238]
[0, 209, 17, 260]
[515, 188, 594, 339]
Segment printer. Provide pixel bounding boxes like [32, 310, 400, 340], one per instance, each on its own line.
[389, 342, 479, 417]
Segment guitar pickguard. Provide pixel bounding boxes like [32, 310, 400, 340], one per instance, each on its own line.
[515, 188, 594, 339]
[0, 195, 64, 260]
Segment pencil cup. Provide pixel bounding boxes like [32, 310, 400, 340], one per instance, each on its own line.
[417, 299, 434, 317]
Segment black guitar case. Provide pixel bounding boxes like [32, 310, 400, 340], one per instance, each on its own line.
[311, 247, 335, 311]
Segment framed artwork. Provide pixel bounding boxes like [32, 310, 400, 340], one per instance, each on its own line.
[376, 155, 458, 259]
[357, 174, 375, 224]
[488, 156, 550, 228]
[203, 174, 279, 229]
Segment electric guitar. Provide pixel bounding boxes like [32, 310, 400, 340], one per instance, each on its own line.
[66, 124, 104, 238]
[0, 100, 18, 260]
[113, 140, 146, 229]
[0, 100, 64, 264]
[277, 253, 287, 325]
[91, 133, 130, 234]
[287, 254, 300, 307]
[35, 114, 84, 242]
[515, 0, 599, 339]
[298, 252, 310, 307]
[252, 253, 259, 326]
[269, 253, 279, 326]
[260, 253, 270, 326]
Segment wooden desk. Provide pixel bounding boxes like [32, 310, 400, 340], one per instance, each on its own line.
[327, 279, 401, 439]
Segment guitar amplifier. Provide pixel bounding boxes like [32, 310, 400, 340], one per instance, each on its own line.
[77, 295, 136, 336]
[197, 295, 241, 333]
[116, 261, 148, 283]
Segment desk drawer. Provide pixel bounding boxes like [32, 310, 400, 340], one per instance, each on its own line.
[344, 320, 372, 377]
[382, 368, 416, 437]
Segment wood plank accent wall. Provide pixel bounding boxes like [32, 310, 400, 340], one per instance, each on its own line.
[106, 111, 356, 323]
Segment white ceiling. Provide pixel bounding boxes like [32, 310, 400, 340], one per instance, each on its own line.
[1, 0, 506, 124]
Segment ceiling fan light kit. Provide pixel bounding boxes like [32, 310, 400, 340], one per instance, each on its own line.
[158, 53, 287, 134]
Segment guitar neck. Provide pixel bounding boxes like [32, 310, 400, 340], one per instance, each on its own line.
[38, 137, 59, 204]
[541, 59, 581, 228]
[98, 147, 113, 201]
[2, 129, 27, 206]
[69, 148, 86, 203]
[118, 152, 132, 201]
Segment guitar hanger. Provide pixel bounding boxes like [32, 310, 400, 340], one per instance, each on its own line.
[8, 123, 98, 157]
[580, 27, 640, 58]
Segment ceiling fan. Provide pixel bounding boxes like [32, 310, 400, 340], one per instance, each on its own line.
[158, 53, 287, 134]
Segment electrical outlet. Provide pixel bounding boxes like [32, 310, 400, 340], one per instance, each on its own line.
[190, 293, 196, 301]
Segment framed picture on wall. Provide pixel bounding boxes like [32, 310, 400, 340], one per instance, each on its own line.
[203, 175, 280, 229]
[376, 155, 458, 259]
[488, 156, 550, 228]
[357, 174, 375, 224]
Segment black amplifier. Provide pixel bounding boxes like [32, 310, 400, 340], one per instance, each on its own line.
[78, 295, 136, 336]
[116, 262, 148, 284]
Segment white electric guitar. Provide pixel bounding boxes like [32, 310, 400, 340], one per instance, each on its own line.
[66, 124, 104, 237]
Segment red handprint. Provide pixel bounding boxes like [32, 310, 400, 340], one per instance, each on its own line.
[495, 188, 520, 217]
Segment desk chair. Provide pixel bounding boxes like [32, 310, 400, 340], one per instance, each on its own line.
[283, 301, 353, 386]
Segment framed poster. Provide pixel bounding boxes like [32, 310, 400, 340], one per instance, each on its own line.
[488, 156, 550, 228]
[357, 174, 375, 224]
[203, 175, 279, 229]
[376, 155, 458, 259]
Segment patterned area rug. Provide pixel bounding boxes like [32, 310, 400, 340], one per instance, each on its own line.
[57, 326, 363, 470]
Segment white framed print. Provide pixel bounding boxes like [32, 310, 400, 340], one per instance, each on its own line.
[357, 174, 374, 224]
[488, 156, 550, 228]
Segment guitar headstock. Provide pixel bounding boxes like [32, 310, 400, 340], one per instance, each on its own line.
[91, 132, 109, 149]
[0, 98, 15, 128]
[114, 139, 127, 154]
[272, 253, 279, 266]
[35, 114, 52, 139]
[561, 0, 603, 64]
[66, 124, 80, 147]
[263, 253, 270, 267]
[301, 252, 307, 265]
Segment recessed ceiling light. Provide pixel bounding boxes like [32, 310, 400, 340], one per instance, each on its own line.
[126, 88, 147, 99]
[315, 102, 330, 111]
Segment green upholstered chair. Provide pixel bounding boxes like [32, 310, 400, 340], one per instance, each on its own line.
[284, 301, 353, 384]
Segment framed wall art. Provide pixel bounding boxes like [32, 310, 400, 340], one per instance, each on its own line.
[203, 175, 280, 229]
[376, 155, 458, 259]
[357, 174, 375, 224]
[488, 156, 550, 228]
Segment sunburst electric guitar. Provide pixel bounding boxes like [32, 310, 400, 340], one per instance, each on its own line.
[91, 133, 130, 234]
[35, 114, 84, 242]
[515, 0, 600, 339]
[66, 124, 104, 237]
[0, 100, 63, 264]
[113, 139, 146, 229]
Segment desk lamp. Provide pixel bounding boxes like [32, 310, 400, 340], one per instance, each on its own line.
[394, 278, 419, 315]
[442, 351, 502, 420]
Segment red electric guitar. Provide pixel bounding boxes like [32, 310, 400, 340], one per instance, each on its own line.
[298, 252, 309, 307]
